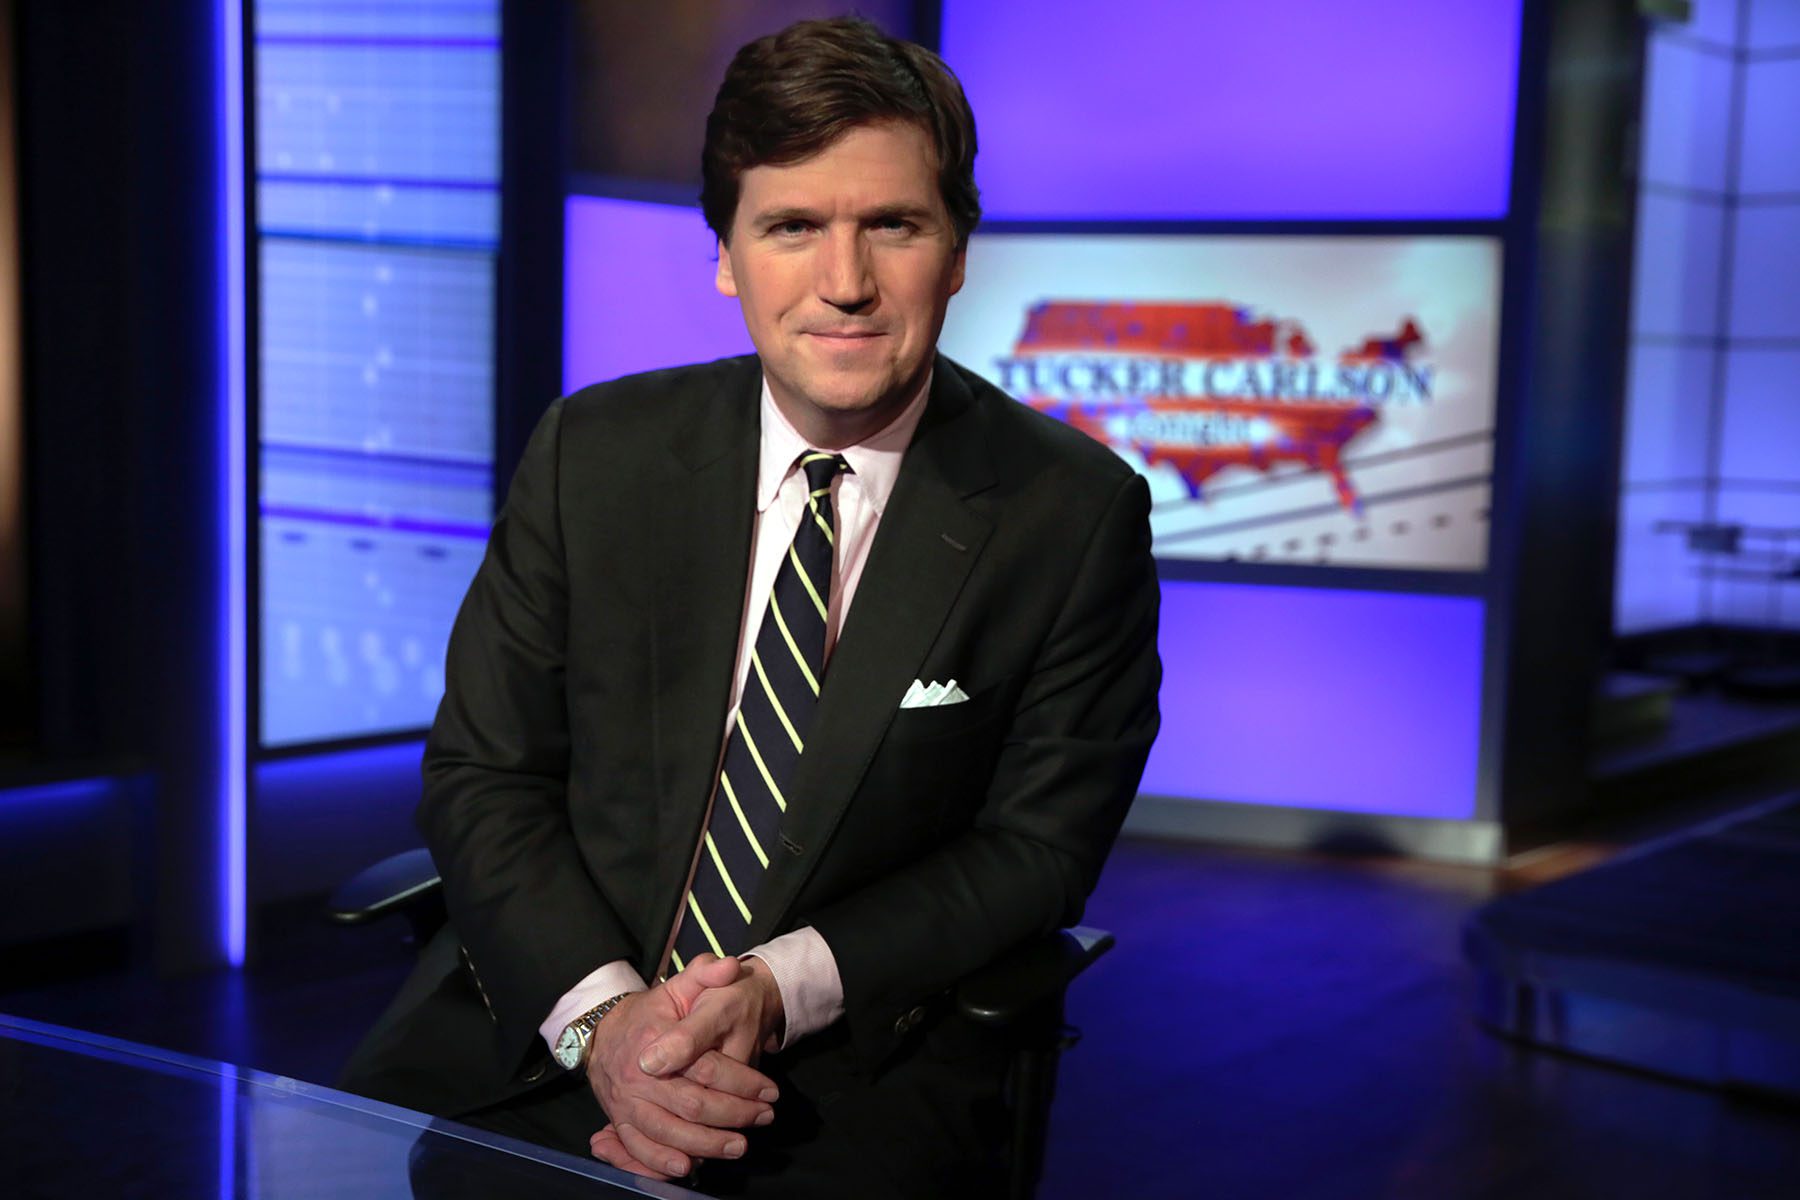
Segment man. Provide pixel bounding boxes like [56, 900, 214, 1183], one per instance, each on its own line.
[341, 16, 1159, 1198]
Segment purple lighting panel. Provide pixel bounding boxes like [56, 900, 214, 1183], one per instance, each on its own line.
[564, 195, 753, 393]
[1142, 580, 1483, 819]
[940, 0, 1522, 220]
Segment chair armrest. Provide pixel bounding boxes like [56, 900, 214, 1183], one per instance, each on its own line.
[326, 847, 442, 927]
[955, 925, 1114, 1025]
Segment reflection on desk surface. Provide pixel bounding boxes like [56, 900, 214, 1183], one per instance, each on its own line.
[0, 1013, 700, 1199]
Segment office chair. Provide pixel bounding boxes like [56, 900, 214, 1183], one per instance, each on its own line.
[331, 847, 1111, 1200]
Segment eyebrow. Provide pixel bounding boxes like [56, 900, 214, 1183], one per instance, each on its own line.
[863, 204, 937, 225]
[752, 203, 939, 228]
[753, 207, 824, 228]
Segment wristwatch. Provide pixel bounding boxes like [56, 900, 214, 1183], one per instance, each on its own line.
[552, 992, 634, 1071]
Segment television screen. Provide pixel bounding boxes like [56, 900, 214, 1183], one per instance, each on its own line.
[937, 234, 1504, 572]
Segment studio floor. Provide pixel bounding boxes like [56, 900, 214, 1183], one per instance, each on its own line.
[5, 832, 1799, 1199]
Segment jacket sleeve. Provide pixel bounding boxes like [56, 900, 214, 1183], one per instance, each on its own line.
[808, 470, 1162, 1070]
[417, 398, 641, 1067]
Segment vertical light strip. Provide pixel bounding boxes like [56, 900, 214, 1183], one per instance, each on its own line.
[220, 0, 248, 965]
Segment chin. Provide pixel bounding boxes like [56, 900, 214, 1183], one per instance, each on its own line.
[807, 377, 897, 415]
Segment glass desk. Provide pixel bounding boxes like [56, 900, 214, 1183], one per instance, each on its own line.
[0, 1013, 702, 1198]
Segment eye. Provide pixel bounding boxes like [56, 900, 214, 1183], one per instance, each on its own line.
[770, 219, 812, 237]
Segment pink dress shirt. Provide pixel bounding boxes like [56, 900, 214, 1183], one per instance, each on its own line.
[539, 372, 931, 1054]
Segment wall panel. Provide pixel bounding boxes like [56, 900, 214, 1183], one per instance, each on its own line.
[1727, 204, 1800, 340]
[1745, 0, 1800, 51]
[1639, 36, 1736, 192]
[1737, 56, 1800, 195]
[1619, 343, 1717, 485]
[1615, 486, 1711, 631]
[1630, 192, 1729, 337]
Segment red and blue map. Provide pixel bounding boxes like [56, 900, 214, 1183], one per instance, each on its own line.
[1005, 301, 1430, 513]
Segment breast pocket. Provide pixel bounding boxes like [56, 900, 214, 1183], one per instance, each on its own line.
[883, 680, 1009, 744]
[848, 682, 1014, 857]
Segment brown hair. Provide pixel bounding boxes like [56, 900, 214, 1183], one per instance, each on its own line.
[701, 16, 981, 247]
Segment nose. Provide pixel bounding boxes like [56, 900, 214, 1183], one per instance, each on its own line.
[815, 227, 874, 313]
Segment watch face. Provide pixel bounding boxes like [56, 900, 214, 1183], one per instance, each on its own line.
[553, 1026, 585, 1070]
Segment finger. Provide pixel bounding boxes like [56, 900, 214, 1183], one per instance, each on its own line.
[591, 1135, 666, 1180]
[589, 1125, 666, 1180]
[615, 1120, 694, 1181]
[685, 1048, 779, 1103]
[662, 954, 743, 1011]
[718, 1024, 762, 1067]
[657, 1075, 774, 1129]
[624, 1098, 750, 1165]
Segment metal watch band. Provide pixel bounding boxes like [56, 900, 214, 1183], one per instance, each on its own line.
[562, 990, 633, 1070]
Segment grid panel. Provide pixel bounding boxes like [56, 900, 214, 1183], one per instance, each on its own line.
[1639, 36, 1737, 192]
[1718, 349, 1800, 484]
[1684, 0, 1743, 48]
[1737, 56, 1800, 194]
[1630, 192, 1729, 338]
[1726, 204, 1800, 340]
[1615, 487, 1712, 633]
[253, 0, 500, 747]
[1745, 0, 1800, 51]
[1619, 343, 1717, 486]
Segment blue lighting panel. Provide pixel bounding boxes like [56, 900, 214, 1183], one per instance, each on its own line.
[259, 241, 494, 457]
[1142, 581, 1484, 820]
[939, 0, 1522, 220]
[253, 1, 499, 747]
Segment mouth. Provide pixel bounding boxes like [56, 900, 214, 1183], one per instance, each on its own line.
[805, 329, 886, 342]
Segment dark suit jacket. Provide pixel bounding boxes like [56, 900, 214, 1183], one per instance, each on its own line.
[341, 353, 1160, 1157]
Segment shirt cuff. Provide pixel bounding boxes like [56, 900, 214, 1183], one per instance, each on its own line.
[538, 960, 650, 1053]
[741, 926, 843, 1051]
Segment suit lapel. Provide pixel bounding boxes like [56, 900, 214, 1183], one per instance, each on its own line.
[647, 360, 761, 963]
[748, 362, 997, 944]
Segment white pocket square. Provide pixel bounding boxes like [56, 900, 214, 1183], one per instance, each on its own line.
[900, 678, 970, 709]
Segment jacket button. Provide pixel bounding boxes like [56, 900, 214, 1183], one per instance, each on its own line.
[522, 1061, 549, 1084]
[893, 1005, 928, 1035]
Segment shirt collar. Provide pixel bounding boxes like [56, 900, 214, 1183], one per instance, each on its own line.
[755, 370, 932, 517]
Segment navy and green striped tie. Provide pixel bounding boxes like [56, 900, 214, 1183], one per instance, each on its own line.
[671, 450, 850, 970]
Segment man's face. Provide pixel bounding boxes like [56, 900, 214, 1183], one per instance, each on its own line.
[717, 120, 967, 447]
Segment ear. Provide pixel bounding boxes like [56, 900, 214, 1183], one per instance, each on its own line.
[715, 239, 739, 298]
[948, 241, 967, 297]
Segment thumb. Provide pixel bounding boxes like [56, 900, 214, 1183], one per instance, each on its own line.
[639, 1007, 724, 1078]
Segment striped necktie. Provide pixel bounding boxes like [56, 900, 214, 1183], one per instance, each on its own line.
[671, 450, 850, 971]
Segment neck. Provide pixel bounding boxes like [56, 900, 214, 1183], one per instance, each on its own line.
[770, 375, 929, 451]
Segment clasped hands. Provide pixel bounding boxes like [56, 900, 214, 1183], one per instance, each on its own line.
[583, 952, 785, 1181]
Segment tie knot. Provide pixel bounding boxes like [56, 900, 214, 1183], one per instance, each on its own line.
[800, 452, 849, 493]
